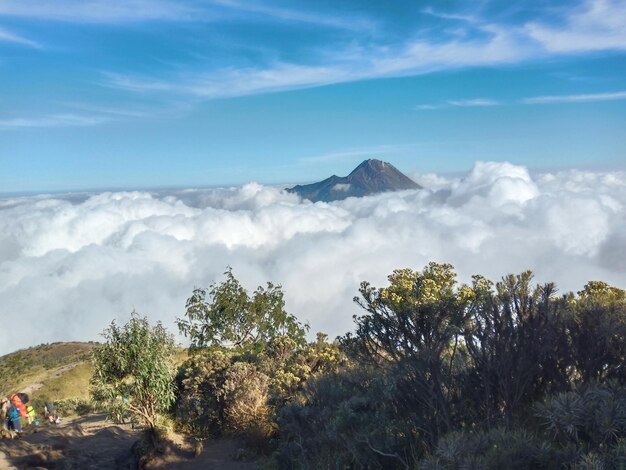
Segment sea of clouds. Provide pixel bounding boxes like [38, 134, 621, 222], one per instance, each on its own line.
[1, 161, 625, 355]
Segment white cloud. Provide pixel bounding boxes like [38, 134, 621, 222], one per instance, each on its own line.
[416, 98, 502, 110]
[0, 27, 39, 48]
[94, 1, 626, 101]
[102, 63, 352, 99]
[299, 144, 418, 164]
[104, 24, 533, 99]
[1, 164, 626, 355]
[0, 113, 109, 129]
[0, 0, 198, 23]
[447, 98, 500, 107]
[211, 0, 375, 31]
[333, 183, 351, 192]
[522, 90, 626, 104]
[526, 0, 626, 53]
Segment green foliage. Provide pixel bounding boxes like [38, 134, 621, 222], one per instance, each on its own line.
[273, 263, 626, 468]
[463, 272, 572, 427]
[176, 352, 274, 442]
[345, 263, 474, 447]
[538, 382, 626, 449]
[167, 263, 626, 468]
[569, 282, 626, 382]
[175, 331, 343, 445]
[51, 397, 95, 417]
[177, 267, 308, 353]
[176, 349, 233, 436]
[419, 429, 573, 469]
[90, 312, 176, 432]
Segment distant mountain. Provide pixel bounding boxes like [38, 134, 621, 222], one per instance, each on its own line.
[288, 159, 421, 202]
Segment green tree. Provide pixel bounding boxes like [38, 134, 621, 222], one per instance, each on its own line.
[346, 262, 474, 448]
[177, 267, 308, 353]
[463, 272, 571, 428]
[568, 281, 626, 382]
[90, 312, 176, 432]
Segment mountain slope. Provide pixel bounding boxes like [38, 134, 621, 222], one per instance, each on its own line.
[288, 159, 420, 202]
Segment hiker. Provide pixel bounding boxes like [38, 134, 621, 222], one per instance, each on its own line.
[9, 393, 28, 420]
[45, 402, 59, 424]
[26, 404, 39, 428]
[6, 405, 22, 434]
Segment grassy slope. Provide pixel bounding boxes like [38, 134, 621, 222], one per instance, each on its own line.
[0, 342, 96, 398]
[1, 342, 188, 404]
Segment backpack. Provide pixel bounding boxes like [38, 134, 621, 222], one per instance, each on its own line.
[8, 406, 20, 421]
[9, 394, 28, 417]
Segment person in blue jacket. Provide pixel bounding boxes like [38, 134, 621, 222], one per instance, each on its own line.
[7, 405, 22, 433]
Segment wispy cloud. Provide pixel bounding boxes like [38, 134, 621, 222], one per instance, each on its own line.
[522, 90, 626, 104]
[103, 22, 535, 100]
[0, 114, 109, 129]
[19, 0, 622, 103]
[0, 27, 40, 48]
[299, 144, 418, 164]
[525, 0, 626, 52]
[0, 0, 199, 23]
[103, 64, 353, 99]
[60, 101, 191, 119]
[447, 98, 501, 107]
[416, 90, 626, 110]
[0, 100, 192, 129]
[415, 98, 501, 110]
[415, 104, 445, 110]
[0, 0, 370, 29]
[211, 0, 375, 31]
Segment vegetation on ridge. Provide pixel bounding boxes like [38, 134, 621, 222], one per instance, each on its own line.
[5, 262, 624, 468]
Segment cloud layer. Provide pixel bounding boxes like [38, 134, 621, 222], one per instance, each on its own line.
[1, 162, 625, 355]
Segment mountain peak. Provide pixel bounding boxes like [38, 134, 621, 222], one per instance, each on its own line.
[288, 159, 421, 202]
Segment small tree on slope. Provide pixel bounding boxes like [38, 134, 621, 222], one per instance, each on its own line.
[90, 312, 176, 433]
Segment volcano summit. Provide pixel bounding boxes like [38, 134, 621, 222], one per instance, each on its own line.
[288, 159, 421, 202]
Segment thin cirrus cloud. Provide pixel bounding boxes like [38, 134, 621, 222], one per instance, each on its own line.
[415, 91, 626, 110]
[0, 101, 192, 129]
[99, 0, 626, 101]
[0, 0, 200, 23]
[102, 64, 355, 99]
[0, 0, 369, 29]
[0, 26, 39, 48]
[525, 0, 626, 53]
[415, 99, 501, 110]
[299, 144, 420, 164]
[522, 90, 626, 104]
[0, 114, 109, 129]
[1, 161, 625, 355]
[210, 0, 376, 31]
[102, 25, 533, 99]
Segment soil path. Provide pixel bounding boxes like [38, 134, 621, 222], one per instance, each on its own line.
[0, 415, 258, 469]
[0, 414, 138, 469]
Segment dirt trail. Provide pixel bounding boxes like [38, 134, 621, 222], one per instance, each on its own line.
[145, 435, 258, 470]
[0, 415, 258, 469]
[0, 414, 139, 469]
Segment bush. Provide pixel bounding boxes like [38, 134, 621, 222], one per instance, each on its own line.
[419, 429, 573, 470]
[176, 350, 274, 442]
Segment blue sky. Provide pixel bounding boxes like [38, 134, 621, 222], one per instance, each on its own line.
[1, 0, 625, 193]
